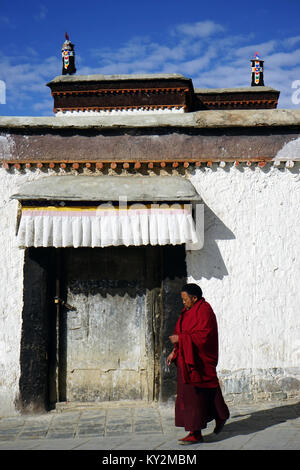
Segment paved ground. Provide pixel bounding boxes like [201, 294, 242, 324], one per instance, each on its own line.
[0, 397, 299, 451]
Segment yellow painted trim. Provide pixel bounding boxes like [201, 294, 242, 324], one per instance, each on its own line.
[22, 204, 185, 211]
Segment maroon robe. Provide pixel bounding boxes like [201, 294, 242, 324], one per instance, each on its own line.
[172, 298, 229, 431]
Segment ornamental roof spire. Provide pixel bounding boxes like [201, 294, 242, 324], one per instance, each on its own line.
[251, 52, 264, 86]
[61, 32, 76, 75]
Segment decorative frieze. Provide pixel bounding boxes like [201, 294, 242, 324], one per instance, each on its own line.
[55, 105, 186, 115]
[47, 75, 193, 114]
[47, 73, 280, 114]
[1, 160, 296, 171]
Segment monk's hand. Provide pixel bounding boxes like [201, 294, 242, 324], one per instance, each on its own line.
[166, 350, 175, 366]
[169, 334, 179, 344]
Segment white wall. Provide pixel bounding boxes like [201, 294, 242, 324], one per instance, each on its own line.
[187, 162, 300, 401]
[0, 168, 50, 416]
[0, 163, 299, 415]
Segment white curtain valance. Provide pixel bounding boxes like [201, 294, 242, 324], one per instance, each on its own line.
[17, 204, 200, 248]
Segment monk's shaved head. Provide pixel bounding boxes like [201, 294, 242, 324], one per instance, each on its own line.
[181, 283, 202, 301]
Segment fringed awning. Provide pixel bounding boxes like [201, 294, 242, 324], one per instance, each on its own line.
[12, 175, 203, 249]
[17, 203, 200, 248]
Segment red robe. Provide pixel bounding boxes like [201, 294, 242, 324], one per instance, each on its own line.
[173, 298, 219, 388]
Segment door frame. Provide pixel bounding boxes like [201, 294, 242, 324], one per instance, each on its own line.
[18, 245, 187, 411]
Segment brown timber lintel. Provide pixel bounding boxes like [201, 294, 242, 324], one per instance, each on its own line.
[1, 158, 274, 165]
[51, 87, 190, 96]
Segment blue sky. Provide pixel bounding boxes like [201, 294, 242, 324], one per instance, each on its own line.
[0, 0, 300, 115]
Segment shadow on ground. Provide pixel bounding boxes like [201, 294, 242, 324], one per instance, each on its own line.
[205, 401, 300, 442]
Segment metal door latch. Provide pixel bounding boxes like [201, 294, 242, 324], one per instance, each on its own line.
[54, 297, 77, 311]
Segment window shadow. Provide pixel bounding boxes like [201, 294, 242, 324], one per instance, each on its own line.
[186, 202, 235, 281]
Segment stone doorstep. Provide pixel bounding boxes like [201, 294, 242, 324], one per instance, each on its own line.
[54, 400, 154, 412]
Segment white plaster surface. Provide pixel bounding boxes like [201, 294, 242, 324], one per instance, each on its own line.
[0, 134, 15, 159]
[0, 168, 51, 416]
[186, 163, 300, 397]
[0, 164, 299, 415]
[274, 136, 300, 161]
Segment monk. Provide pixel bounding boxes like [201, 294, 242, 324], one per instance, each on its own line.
[167, 283, 229, 445]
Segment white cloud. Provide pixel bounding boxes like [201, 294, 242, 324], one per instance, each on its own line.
[32, 98, 53, 115]
[34, 4, 48, 21]
[234, 40, 278, 59]
[0, 53, 58, 114]
[284, 36, 300, 48]
[174, 20, 225, 38]
[265, 49, 300, 68]
[177, 46, 218, 75]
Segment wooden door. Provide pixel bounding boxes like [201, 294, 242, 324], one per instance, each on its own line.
[59, 246, 162, 402]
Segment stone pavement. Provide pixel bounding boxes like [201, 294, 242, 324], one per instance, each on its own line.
[0, 397, 299, 451]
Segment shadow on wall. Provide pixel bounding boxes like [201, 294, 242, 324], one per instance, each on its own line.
[187, 202, 235, 280]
